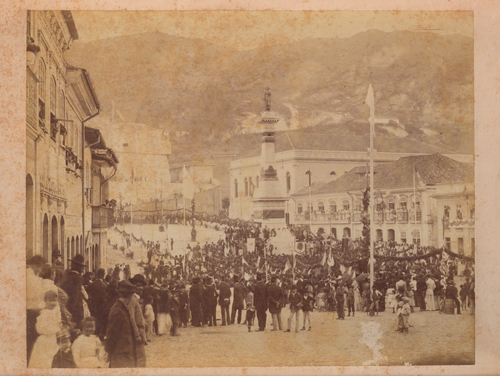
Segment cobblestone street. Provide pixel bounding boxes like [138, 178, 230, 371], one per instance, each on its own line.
[145, 308, 474, 367]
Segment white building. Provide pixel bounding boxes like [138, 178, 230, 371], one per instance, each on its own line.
[229, 132, 473, 222]
[290, 153, 475, 256]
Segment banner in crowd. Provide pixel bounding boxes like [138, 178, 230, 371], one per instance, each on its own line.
[247, 238, 255, 253]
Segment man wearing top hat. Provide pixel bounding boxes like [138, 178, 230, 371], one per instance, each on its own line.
[129, 274, 148, 367]
[190, 277, 204, 327]
[204, 277, 218, 326]
[105, 280, 137, 368]
[231, 275, 246, 325]
[218, 276, 232, 326]
[267, 276, 284, 331]
[254, 273, 268, 331]
[61, 254, 86, 329]
[87, 268, 108, 340]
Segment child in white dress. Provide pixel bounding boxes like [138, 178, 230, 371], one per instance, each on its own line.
[28, 290, 61, 368]
[386, 288, 396, 313]
[71, 317, 105, 368]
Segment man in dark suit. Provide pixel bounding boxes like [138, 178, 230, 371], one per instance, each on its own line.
[446, 280, 461, 314]
[105, 280, 137, 368]
[189, 277, 204, 327]
[267, 276, 284, 331]
[87, 268, 108, 340]
[231, 276, 246, 324]
[203, 277, 218, 326]
[61, 254, 86, 329]
[254, 273, 268, 331]
[218, 276, 231, 325]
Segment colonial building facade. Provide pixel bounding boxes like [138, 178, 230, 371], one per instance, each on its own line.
[229, 129, 473, 222]
[26, 11, 117, 270]
[291, 153, 475, 256]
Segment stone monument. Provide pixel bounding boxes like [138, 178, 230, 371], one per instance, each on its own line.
[252, 88, 288, 228]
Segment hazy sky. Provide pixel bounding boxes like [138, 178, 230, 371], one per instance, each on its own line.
[71, 10, 473, 50]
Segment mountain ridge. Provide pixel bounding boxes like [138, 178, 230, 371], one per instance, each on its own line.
[66, 29, 474, 166]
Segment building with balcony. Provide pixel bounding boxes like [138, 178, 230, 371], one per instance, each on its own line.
[26, 11, 117, 271]
[290, 153, 475, 256]
[229, 131, 473, 222]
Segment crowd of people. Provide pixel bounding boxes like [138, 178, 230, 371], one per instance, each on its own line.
[26, 211, 475, 368]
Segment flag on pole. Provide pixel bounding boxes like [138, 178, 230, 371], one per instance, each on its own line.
[327, 252, 335, 267]
[242, 256, 249, 266]
[366, 83, 375, 118]
[182, 164, 195, 200]
[321, 250, 327, 266]
[284, 259, 291, 273]
[366, 83, 375, 138]
[256, 256, 261, 268]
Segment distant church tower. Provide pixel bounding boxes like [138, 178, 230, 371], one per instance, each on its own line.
[252, 88, 288, 227]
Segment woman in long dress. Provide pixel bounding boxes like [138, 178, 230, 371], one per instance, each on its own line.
[352, 280, 361, 312]
[425, 275, 436, 311]
[157, 285, 170, 335]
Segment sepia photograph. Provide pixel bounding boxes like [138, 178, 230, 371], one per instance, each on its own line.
[24, 9, 476, 369]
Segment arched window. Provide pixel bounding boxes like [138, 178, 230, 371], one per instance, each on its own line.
[400, 230, 407, 244]
[234, 179, 238, 198]
[399, 195, 407, 209]
[51, 216, 58, 261]
[286, 172, 291, 192]
[306, 201, 312, 213]
[387, 195, 395, 210]
[244, 178, 248, 197]
[60, 217, 65, 264]
[376, 229, 383, 241]
[42, 214, 49, 260]
[297, 203, 303, 214]
[38, 59, 46, 100]
[343, 199, 350, 211]
[330, 201, 337, 213]
[354, 197, 361, 211]
[318, 201, 325, 213]
[50, 76, 56, 115]
[26, 175, 34, 259]
[249, 177, 253, 197]
[58, 90, 65, 119]
[387, 229, 395, 241]
[410, 194, 421, 209]
[412, 229, 420, 245]
[331, 228, 337, 238]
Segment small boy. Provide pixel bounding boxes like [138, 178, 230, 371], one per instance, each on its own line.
[286, 285, 303, 333]
[302, 290, 315, 331]
[346, 287, 355, 317]
[369, 287, 382, 316]
[52, 327, 77, 368]
[245, 285, 255, 332]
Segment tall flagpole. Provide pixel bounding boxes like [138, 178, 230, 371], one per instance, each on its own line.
[369, 115, 375, 294]
[366, 82, 375, 294]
